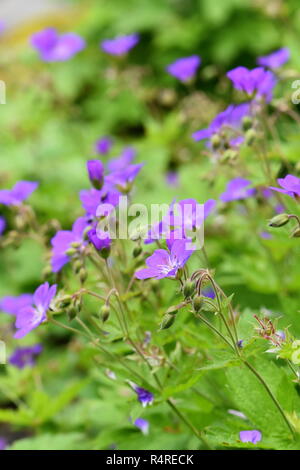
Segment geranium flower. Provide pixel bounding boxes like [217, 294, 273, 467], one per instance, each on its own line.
[9, 344, 43, 369]
[0, 181, 38, 206]
[134, 418, 149, 435]
[51, 217, 90, 272]
[0, 216, 6, 235]
[166, 55, 201, 82]
[31, 28, 85, 62]
[94, 136, 113, 155]
[87, 160, 104, 190]
[79, 186, 120, 217]
[14, 283, 57, 339]
[227, 66, 276, 102]
[269, 174, 300, 198]
[257, 48, 290, 69]
[129, 382, 154, 407]
[135, 239, 194, 280]
[0, 294, 33, 315]
[88, 228, 111, 255]
[101, 33, 139, 56]
[106, 163, 143, 192]
[220, 178, 256, 202]
[107, 147, 136, 173]
[239, 430, 262, 444]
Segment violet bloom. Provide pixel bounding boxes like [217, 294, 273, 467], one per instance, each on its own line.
[0, 294, 33, 316]
[87, 160, 104, 190]
[106, 163, 143, 192]
[101, 33, 139, 56]
[260, 231, 273, 240]
[202, 287, 215, 299]
[14, 283, 57, 339]
[227, 66, 276, 102]
[80, 186, 120, 217]
[9, 344, 42, 369]
[0, 181, 38, 206]
[165, 171, 179, 187]
[192, 103, 250, 144]
[135, 239, 194, 280]
[220, 178, 256, 202]
[131, 384, 154, 407]
[257, 48, 290, 69]
[134, 418, 149, 435]
[94, 137, 113, 155]
[269, 174, 300, 198]
[0, 437, 7, 450]
[51, 217, 90, 272]
[31, 27, 85, 62]
[166, 55, 201, 82]
[107, 147, 136, 173]
[172, 198, 216, 231]
[239, 430, 262, 444]
[88, 228, 111, 254]
[0, 216, 6, 235]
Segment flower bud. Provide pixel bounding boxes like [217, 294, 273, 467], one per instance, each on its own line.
[79, 267, 88, 284]
[210, 134, 221, 150]
[100, 304, 110, 323]
[65, 247, 77, 256]
[183, 280, 195, 298]
[159, 313, 175, 330]
[245, 129, 256, 145]
[133, 246, 142, 258]
[87, 160, 104, 190]
[269, 213, 290, 227]
[242, 116, 253, 131]
[221, 149, 237, 163]
[67, 306, 78, 321]
[193, 296, 204, 312]
[58, 296, 72, 309]
[290, 226, 300, 238]
[166, 305, 179, 316]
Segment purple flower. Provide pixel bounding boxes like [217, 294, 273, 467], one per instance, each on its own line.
[101, 33, 139, 56]
[0, 216, 6, 235]
[192, 103, 250, 143]
[134, 418, 149, 435]
[14, 283, 57, 339]
[0, 181, 38, 206]
[239, 430, 262, 444]
[0, 294, 33, 316]
[88, 228, 111, 255]
[31, 28, 85, 62]
[269, 174, 300, 198]
[87, 160, 104, 190]
[131, 384, 154, 407]
[51, 217, 90, 272]
[260, 231, 273, 240]
[227, 66, 276, 102]
[0, 437, 7, 450]
[165, 171, 179, 187]
[80, 186, 120, 217]
[172, 198, 216, 231]
[202, 287, 215, 299]
[135, 239, 194, 280]
[107, 147, 136, 173]
[257, 48, 290, 69]
[9, 344, 43, 369]
[94, 137, 113, 155]
[166, 55, 201, 82]
[220, 178, 256, 202]
[106, 163, 143, 192]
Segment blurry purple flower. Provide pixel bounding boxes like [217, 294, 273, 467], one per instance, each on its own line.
[14, 283, 57, 339]
[192, 103, 250, 143]
[87, 160, 104, 190]
[166, 55, 201, 82]
[165, 171, 179, 187]
[31, 27, 85, 62]
[269, 174, 300, 198]
[237, 339, 244, 348]
[262, 188, 273, 199]
[275, 204, 285, 214]
[80, 186, 120, 217]
[0, 294, 33, 316]
[227, 66, 276, 102]
[131, 383, 153, 407]
[51, 217, 89, 272]
[202, 287, 215, 299]
[134, 418, 149, 435]
[107, 147, 136, 173]
[9, 344, 42, 369]
[220, 178, 256, 202]
[0, 437, 7, 450]
[135, 239, 194, 280]
[0, 181, 38, 206]
[0, 216, 6, 235]
[0, 21, 6, 35]
[260, 231, 273, 240]
[88, 227, 111, 253]
[239, 430, 262, 444]
[257, 48, 290, 69]
[172, 198, 216, 231]
[101, 33, 139, 56]
[94, 137, 113, 155]
[106, 163, 143, 191]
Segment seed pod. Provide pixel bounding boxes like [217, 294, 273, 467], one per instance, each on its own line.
[245, 129, 256, 145]
[269, 213, 290, 227]
[193, 296, 204, 312]
[100, 304, 110, 323]
[183, 280, 195, 299]
[133, 246, 142, 258]
[160, 314, 175, 330]
[290, 226, 300, 238]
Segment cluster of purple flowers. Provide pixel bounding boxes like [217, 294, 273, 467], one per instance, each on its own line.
[0, 181, 38, 207]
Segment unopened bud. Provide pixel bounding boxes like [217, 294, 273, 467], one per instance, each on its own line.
[67, 306, 78, 321]
[133, 246, 142, 258]
[221, 149, 237, 163]
[211, 134, 221, 150]
[100, 304, 110, 322]
[58, 296, 72, 309]
[242, 116, 253, 131]
[74, 259, 83, 273]
[290, 226, 300, 238]
[193, 296, 204, 312]
[65, 247, 77, 256]
[79, 267, 88, 283]
[183, 280, 195, 298]
[159, 313, 175, 330]
[269, 213, 290, 227]
[166, 305, 179, 316]
[245, 129, 256, 145]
